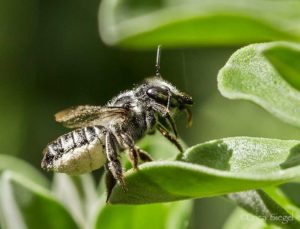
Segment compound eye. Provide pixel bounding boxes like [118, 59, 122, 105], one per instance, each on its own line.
[146, 86, 169, 103]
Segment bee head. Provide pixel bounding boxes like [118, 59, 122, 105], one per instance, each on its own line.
[144, 77, 193, 110]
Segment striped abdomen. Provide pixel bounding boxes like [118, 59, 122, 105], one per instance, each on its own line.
[42, 126, 107, 175]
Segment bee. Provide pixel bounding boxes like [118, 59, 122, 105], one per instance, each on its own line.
[41, 46, 193, 198]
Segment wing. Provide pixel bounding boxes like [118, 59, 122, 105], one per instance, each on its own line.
[55, 105, 127, 128]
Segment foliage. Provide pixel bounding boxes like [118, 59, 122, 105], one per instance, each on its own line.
[110, 137, 300, 204]
[2, 0, 300, 228]
[218, 42, 300, 128]
[99, 0, 300, 48]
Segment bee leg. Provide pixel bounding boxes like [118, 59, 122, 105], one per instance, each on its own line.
[152, 103, 178, 137]
[165, 113, 178, 138]
[157, 124, 184, 153]
[117, 126, 153, 164]
[105, 132, 127, 192]
[105, 164, 116, 203]
[118, 133, 139, 170]
[128, 148, 139, 170]
[136, 148, 153, 162]
[119, 132, 152, 168]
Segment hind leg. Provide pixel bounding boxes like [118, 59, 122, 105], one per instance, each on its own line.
[105, 164, 116, 202]
[105, 131, 126, 192]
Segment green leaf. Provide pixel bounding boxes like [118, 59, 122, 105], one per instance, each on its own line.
[92, 199, 192, 229]
[228, 188, 300, 228]
[218, 41, 300, 128]
[0, 154, 48, 187]
[0, 171, 78, 229]
[109, 137, 300, 204]
[263, 43, 300, 91]
[52, 174, 98, 229]
[98, 0, 300, 48]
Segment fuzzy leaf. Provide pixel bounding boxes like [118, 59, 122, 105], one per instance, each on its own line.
[0, 171, 78, 229]
[218, 41, 300, 128]
[228, 188, 300, 228]
[98, 0, 300, 48]
[109, 137, 300, 204]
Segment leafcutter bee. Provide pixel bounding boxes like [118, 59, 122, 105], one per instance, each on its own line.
[41, 46, 193, 198]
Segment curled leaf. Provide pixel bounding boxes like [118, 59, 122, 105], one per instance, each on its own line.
[218, 41, 300, 127]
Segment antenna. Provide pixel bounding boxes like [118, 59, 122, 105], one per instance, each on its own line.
[155, 45, 162, 77]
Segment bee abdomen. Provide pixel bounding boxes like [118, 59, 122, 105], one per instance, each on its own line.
[42, 126, 107, 175]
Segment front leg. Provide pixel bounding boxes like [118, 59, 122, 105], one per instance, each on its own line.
[151, 103, 178, 137]
[157, 124, 183, 153]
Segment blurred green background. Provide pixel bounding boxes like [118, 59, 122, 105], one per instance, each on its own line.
[2, 0, 300, 228]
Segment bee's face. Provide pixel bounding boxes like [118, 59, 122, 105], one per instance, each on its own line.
[144, 77, 193, 110]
